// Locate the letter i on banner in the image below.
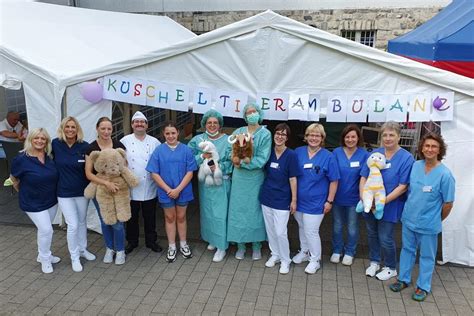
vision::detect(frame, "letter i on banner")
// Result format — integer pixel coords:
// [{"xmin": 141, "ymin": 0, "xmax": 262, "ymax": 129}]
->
[
  {"xmin": 326, "ymin": 95, "xmax": 347, "ymax": 122},
  {"xmin": 430, "ymin": 91, "xmax": 454, "ymax": 121},
  {"xmin": 408, "ymin": 94, "xmax": 431, "ymax": 122},
  {"xmin": 288, "ymin": 94, "xmax": 309, "ymax": 120},
  {"xmin": 386, "ymin": 95, "xmax": 408, "ymax": 122},
  {"xmin": 346, "ymin": 95, "xmax": 367, "ymax": 122},
  {"xmin": 307, "ymin": 94, "xmax": 321, "ymax": 121},
  {"xmin": 192, "ymin": 87, "xmax": 213, "ymax": 114},
  {"xmin": 368, "ymin": 95, "xmax": 388, "ymax": 122}
]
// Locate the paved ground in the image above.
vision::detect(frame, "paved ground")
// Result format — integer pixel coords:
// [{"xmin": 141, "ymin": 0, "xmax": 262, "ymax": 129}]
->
[{"xmin": 1, "ymin": 161, "xmax": 473, "ymax": 315}]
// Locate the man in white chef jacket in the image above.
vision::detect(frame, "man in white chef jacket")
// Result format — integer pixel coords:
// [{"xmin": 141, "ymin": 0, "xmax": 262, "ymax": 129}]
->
[{"xmin": 120, "ymin": 111, "xmax": 161, "ymax": 254}]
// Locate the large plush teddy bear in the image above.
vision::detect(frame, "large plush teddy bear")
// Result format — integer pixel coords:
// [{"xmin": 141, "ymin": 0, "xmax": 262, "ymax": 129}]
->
[
  {"xmin": 228, "ymin": 132, "xmax": 253, "ymax": 168},
  {"xmin": 198, "ymin": 140, "xmax": 223, "ymax": 186},
  {"xmin": 356, "ymin": 152, "xmax": 386, "ymax": 220},
  {"xmin": 84, "ymin": 148, "xmax": 139, "ymax": 225}
]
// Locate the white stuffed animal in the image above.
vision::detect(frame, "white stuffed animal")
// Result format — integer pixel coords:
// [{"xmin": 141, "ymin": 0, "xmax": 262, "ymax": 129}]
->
[
  {"xmin": 356, "ymin": 152, "xmax": 386, "ymax": 220},
  {"xmin": 198, "ymin": 140, "xmax": 223, "ymax": 186}
]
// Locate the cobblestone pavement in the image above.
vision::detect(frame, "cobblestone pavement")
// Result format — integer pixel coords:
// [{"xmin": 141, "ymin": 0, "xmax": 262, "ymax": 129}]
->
[{"xmin": 0, "ymin": 224, "xmax": 472, "ymax": 315}]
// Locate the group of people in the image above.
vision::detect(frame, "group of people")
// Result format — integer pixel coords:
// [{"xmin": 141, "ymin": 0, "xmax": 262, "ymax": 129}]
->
[{"xmin": 8, "ymin": 104, "xmax": 455, "ymax": 302}]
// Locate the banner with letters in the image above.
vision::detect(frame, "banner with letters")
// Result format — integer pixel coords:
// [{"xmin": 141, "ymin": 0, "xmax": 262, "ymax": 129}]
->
[{"xmin": 103, "ymin": 75, "xmax": 454, "ymax": 122}]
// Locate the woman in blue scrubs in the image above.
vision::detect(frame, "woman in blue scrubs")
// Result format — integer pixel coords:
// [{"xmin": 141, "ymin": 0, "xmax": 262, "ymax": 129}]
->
[
  {"xmin": 227, "ymin": 103, "xmax": 272, "ymax": 261},
  {"xmin": 53, "ymin": 116, "xmax": 95, "ymax": 272},
  {"xmin": 360, "ymin": 121, "xmax": 414, "ymax": 281},
  {"xmin": 147, "ymin": 122, "xmax": 197, "ymax": 263},
  {"xmin": 188, "ymin": 110, "xmax": 232, "ymax": 263},
  {"xmin": 331, "ymin": 124, "xmax": 368, "ymax": 266},
  {"xmin": 260, "ymin": 123, "xmax": 300, "ymax": 274},
  {"xmin": 390, "ymin": 134, "xmax": 454, "ymax": 301},
  {"xmin": 293, "ymin": 123, "xmax": 340, "ymax": 274},
  {"xmin": 10, "ymin": 128, "xmax": 59, "ymax": 274}
]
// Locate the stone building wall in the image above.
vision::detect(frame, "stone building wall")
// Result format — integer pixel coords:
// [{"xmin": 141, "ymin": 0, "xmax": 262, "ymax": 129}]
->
[{"xmin": 157, "ymin": 7, "xmax": 443, "ymax": 50}]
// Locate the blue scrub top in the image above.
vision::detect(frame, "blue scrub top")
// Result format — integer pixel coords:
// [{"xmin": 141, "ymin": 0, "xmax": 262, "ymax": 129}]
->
[
  {"xmin": 52, "ymin": 138, "xmax": 89, "ymax": 198},
  {"xmin": 260, "ymin": 148, "xmax": 301, "ymax": 210},
  {"xmin": 402, "ymin": 160, "xmax": 455, "ymax": 234},
  {"xmin": 295, "ymin": 146, "xmax": 340, "ymax": 215},
  {"xmin": 361, "ymin": 147, "xmax": 414, "ymax": 223},
  {"xmin": 11, "ymin": 152, "xmax": 58, "ymax": 213},
  {"xmin": 146, "ymin": 143, "xmax": 197, "ymax": 204},
  {"xmin": 333, "ymin": 146, "xmax": 368, "ymax": 206}
]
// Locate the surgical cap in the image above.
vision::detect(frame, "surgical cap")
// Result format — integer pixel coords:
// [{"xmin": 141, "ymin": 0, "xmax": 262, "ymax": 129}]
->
[{"xmin": 200, "ymin": 109, "xmax": 224, "ymax": 128}]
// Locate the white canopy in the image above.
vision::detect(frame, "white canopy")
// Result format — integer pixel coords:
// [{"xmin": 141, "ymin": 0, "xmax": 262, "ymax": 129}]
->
[{"xmin": 0, "ymin": 0, "xmax": 196, "ymax": 133}]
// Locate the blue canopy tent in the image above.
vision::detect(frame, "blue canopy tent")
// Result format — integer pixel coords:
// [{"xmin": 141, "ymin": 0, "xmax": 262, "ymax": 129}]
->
[{"xmin": 388, "ymin": 0, "xmax": 474, "ymax": 78}]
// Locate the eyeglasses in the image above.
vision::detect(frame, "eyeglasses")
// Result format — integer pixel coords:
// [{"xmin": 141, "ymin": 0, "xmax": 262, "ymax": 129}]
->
[
  {"xmin": 306, "ymin": 134, "xmax": 322, "ymax": 138},
  {"xmin": 275, "ymin": 132, "xmax": 288, "ymax": 138}
]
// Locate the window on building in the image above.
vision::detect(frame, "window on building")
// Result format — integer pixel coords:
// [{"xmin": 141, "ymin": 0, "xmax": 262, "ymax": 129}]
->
[{"xmin": 341, "ymin": 30, "xmax": 376, "ymax": 47}]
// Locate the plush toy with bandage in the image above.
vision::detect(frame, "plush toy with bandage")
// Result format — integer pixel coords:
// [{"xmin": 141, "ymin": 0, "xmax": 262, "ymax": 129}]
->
[
  {"xmin": 198, "ymin": 140, "xmax": 223, "ymax": 186},
  {"xmin": 356, "ymin": 152, "xmax": 386, "ymax": 220}
]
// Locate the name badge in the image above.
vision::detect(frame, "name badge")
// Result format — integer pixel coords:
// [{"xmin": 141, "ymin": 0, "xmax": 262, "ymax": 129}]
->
[
  {"xmin": 422, "ymin": 186, "xmax": 432, "ymax": 193},
  {"xmin": 350, "ymin": 161, "xmax": 360, "ymax": 168},
  {"xmin": 78, "ymin": 159, "xmax": 85, "ymax": 163},
  {"xmin": 304, "ymin": 163, "xmax": 313, "ymax": 169},
  {"xmin": 385, "ymin": 163, "xmax": 391, "ymax": 169},
  {"xmin": 270, "ymin": 162, "xmax": 279, "ymax": 169}
]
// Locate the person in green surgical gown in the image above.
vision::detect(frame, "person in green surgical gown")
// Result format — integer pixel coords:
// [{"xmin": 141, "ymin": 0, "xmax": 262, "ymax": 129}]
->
[
  {"xmin": 227, "ymin": 103, "xmax": 271, "ymax": 261},
  {"xmin": 188, "ymin": 109, "xmax": 232, "ymax": 263}
]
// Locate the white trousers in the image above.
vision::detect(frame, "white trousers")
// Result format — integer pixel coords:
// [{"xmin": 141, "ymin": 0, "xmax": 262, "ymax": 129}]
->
[
  {"xmin": 262, "ymin": 205, "xmax": 291, "ymax": 264},
  {"xmin": 294, "ymin": 211, "xmax": 324, "ymax": 262},
  {"xmin": 58, "ymin": 197, "xmax": 90, "ymax": 260},
  {"xmin": 26, "ymin": 204, "xmax": 58, "ymax": 262}
]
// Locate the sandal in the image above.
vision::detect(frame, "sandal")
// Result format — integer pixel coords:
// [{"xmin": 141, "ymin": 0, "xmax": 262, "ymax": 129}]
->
[
  {"xmin": 389, "ymin": 280, "xmax": 409, "ymax": 292},
  {"xmin": 412, "ymin": 287, "xmax": 428, "ymax": 302}
]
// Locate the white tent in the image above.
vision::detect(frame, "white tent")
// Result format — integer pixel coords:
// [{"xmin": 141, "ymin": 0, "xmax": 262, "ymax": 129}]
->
[
  {"xmin": 0, "ymin": 0, "xmax": 196, "ymax": 136},
  {"xmin": 1, "ymin": 4, "xmax": 472, "ymax": 265}
]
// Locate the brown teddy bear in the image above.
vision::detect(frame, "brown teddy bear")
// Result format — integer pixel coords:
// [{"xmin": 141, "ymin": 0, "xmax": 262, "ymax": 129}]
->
[{"xmin": 84, "ymin": 148, "xmax": 139, "ymax": 225}]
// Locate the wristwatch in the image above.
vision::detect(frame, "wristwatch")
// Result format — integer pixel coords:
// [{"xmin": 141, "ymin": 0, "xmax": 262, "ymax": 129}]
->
[{"xmin": 326, "ymin": 200, "xmax": 333, "ymax": 205}]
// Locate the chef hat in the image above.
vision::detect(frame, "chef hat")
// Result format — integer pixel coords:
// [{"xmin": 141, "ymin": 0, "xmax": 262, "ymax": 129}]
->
[{"xmin": 131, "ymin": 111, "xmax": 147, "ymax": 123}]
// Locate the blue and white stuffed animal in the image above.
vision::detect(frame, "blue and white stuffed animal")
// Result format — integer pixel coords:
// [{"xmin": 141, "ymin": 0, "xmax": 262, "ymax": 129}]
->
[
  {"xmin": 356, "ymin": 152, "xmax": 386, "ymax": 220},
  {"xmin": 198, "ymin": 140, "xmax": 223, "ymax": 186}
]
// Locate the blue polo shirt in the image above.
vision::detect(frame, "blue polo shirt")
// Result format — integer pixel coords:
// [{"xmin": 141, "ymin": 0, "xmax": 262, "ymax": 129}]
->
[
  {"xmin": 52, "ymin": 138, "xmax": 89, "ymax": 198},
  {"xmin": 11, "ymin": 152, "xmax": 58, "ymax": 213},
  {"xmin": 401, "ymin": 160, "xmax": 455, "ymax": 234},
  {"xmin": 361, "ymin": 147, "xmax": 414, "ymax": 223},
  {"xmin": 333, "ymin": 147, "xmax": 368, "ymax": 206},
  {"xmin": 295, "ymin": 146, "xmax": 340, "ymax": 215},
  {"xmin": 260, "ymin": 148, "xmax": 301, "ymax": 210}
]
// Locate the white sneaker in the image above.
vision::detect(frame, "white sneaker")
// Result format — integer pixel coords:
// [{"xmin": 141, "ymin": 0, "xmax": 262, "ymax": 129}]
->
[
  {"xmin": 235, "ymin": 249, "xmax": 245, "ymax": 260},
  {"xmin": 365, "ymin": 262, "xmax": 380, "ymax": 277},
  {"xmin": 342, "ymin": 255, "xmax": 354, "ymax": 266},
  {"xmin": 37, "ymin": 255, "xmax": 61, "ymax": 264},
  {"xmin": 207, "ymin": 244, "xmax": 216, "ymax": 251},
  {"xmin": 252, "ymin": 249, "xmax": 262, "ymax": 261},
  {"xmin": 292, "ymin": 250, "xmax": 310, "ymax": 264},
  {"xmin": 265, "ymin": 255, "xmax": 280, "ymax": 268},
  {"xmin": 80, "ymin": 250, "xmax": 96, "ymax": 261},
  {"xmin": 71, "ymin": 259, "xmax": 83, "ymax": 272},
  {"xmin": 330, "ymin": 253, "xmax": 341, "ymax": 264},
  {"xmin": 212, "ymin": 249, "xmax": 226, "ymax": 262},
  {"xmin": 376, "ymin": 267, "xmax": 398, "ymax": 281},
  {"xmin": 41, "ymin": 261, "xmax": 53, "ymax": 274},
  {"xmin": 103, "ymin": 248, "xmax": 114, "ymax": 264},
  {"xmin": 304, "ymin": 261, "xmax": 321, "ymax": 274},
  {"xmin": 279, "ymin": 261, "xmax": 290, "ymax": 274},
  {"xmin": 115, "ymin": 251, "xmax": 126, "ymax": 265}
]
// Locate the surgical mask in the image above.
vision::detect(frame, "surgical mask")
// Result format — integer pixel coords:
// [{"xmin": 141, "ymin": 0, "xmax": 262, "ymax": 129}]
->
[
  {"xmin": 205, "ymin": 130, "xmax": 219, "ymax": 137},
  {"xmin": 246, "ymin": 112, "xmax": 260, "ymax": 125}
]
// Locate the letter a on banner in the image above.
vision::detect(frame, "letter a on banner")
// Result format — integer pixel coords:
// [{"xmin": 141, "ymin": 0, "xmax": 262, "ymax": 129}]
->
[
  {"xmin": 288, "ymin": 94, "xmax": 309, "ymax": 120},
  {"xmin": 386, "ymin": 95, "xmax": 408, "ymax": 122}
]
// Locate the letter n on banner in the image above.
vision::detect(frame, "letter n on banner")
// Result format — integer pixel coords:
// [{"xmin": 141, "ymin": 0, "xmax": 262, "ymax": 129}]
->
[
  {"xmin": 326, "ymin": 95, "xmax": 347, "ymax": 122},
  {"xmin": 368, "ymin": 95, "xmax": 388, "ymax": 122},
  {"xmin": 408, "ymin": 94, "xmax": 431, "ymax": 122},
  {"xmin": 346, "ymin": 95, "xmax": 367, "ymax": 122}
]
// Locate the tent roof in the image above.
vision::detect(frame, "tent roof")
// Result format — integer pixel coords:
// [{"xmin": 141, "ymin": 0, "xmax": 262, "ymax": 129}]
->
[
  {"xmin": 0, "ymin": 1, "xmax": 196, "ymax": 87},
  {"xmin": 388, "ymin": 0, "xmax": 474, "ymax": 61}
]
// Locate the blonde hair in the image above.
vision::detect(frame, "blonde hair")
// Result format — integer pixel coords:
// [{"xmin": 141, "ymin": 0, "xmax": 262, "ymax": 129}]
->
[
  {"xmin": 57, "ymin": 116, "xmax": 84, "ymax": 142},
  {"xmin": 23, "ymin": 128, "xmax": 52, "ymax": 158},
  {"xmin": 304, "ymin": 123, "xmax": 326, "ymax": 146}
]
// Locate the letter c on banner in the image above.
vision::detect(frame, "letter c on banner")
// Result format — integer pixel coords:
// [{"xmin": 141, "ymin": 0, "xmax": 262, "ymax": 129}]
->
[{"xmin": 146, "ymin": 85, "xmax": 155, "ymax": 98}]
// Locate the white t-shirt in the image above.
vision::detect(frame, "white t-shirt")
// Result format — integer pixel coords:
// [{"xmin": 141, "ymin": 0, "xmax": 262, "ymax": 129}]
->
[
  {"xmin": 120, "ymin": 133, "xmax": 160, "ymax": 201},
  {"xmin": 0, "ymin": 118, "xmax": 23, "ymax": 142}
]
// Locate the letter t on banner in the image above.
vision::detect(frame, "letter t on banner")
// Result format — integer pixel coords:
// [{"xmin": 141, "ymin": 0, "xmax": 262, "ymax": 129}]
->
[{"xmin": 326, "ymin": 95, "xmax": 347, "ymax": 122}]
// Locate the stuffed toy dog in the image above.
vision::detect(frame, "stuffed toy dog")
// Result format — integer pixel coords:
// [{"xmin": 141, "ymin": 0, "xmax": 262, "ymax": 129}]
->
[
  {"xmin": 228, "ymin": 132, "xmax": 253, "ymax": 168},
  {"xmin": 84, "ymin": 148, "xmax": 139, "ymax": 225},
  {"xmin": 197, "ymin": 140, "xmax": 223, "ymax": 186},
  {"xmin": 356, "ymin": 152, "xmax": 386, "ymax": 220}
]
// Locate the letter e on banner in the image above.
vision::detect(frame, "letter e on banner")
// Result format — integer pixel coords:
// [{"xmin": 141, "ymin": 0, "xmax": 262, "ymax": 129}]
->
[
  {"xmin": 430, "ymin": 91, "xmax": 454, "ymax": 121},
  {"xmin": 168, "ymin": 84, "xmax": 190, "ymax": 112}
]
